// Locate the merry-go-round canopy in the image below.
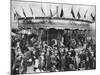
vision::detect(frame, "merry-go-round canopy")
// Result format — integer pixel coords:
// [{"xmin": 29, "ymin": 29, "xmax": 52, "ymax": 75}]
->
[{"xmin": 11, "ymin": 1, "xmax": 95, "ymax": 30}]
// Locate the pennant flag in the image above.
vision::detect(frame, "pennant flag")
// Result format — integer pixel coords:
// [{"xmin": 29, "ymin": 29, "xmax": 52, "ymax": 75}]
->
[
  {"xmin": 77, "ymin": 9, "xmax": 81, "ymax": 19},
  {"xmin": 50, "ymin": 8, "xmax": 53, "ymax": 17},
  {"xmin": 30, "ymin": 7, "xmax": 35, "ymax": 19},
  {"xmin": 60, "ymin": 8, "xmax": 64, "ymax": 18},
  {"xmin": 91, "ymin": 13, "xmax": 95, "ymax": 21},
  {"xmin": 22, "ymin": 8, "xmax": 26, "ymax": 18},
  {"xmin": 52, "ymin": 6, "xmax": 59, "ymax": 17},
  {"xmin": 30, "ymin": 7, "xmax": 33, "ymax": 16},
  {"xmin": 14, "ymin": 10, "xmax": 21, "ymax": 20},
  {"xmin": 41, "ymin": 5, "xmax": 46, "ymax": 16},
  {"xmin": 14, "ymin": 12, "xmax": 17, "ymax": 20},
  {"xmin": 84, "ymin": 10, "xmax": 87, "ymax": 18},
  {"xmin": 71, "ymin": 7, "xmax": 75, "ymax": 18},
  {"xmin": 16, "ymin": 11, "xmax": 21, "ymax": 18},
  {"xmin": 56, "ymin": 6, "xmax": 59, "ymax": 17}
]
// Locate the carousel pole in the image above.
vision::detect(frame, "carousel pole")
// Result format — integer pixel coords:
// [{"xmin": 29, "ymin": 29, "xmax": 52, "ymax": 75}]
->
[{"xmin": 45, "ymin": 24, "xmax": 48, "ymax": 72}]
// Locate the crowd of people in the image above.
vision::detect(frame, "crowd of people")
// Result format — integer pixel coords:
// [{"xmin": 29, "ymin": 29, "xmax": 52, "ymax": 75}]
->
[{"xmin": 11, "ymin": 28, "xmax": 96, "ymax": 74}]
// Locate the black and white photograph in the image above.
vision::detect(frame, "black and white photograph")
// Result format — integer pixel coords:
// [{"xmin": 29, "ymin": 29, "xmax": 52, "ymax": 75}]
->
[{"xmin": 11, "ymin": 0, "xmax": 96, "ymax": 74}]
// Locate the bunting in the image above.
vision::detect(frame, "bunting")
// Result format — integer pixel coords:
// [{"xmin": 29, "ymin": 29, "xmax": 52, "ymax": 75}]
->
[
  {"xmin": 14, "ymin": 10, "xmax": 21, "ymax": 20},
  {"xmin": 51, "ymin": 6, "xmax": 59, "ymax": 17},
  {"xmin": 41, "ymin": 5, "xmax": 46, "ymax": 16},
  {"xmin": 77, "ymin": 9, "xmax": 81, "ymax": 19},
  {"xmin": 71, "ymin": 7, "xmax": 75, "ymax": 18},
  {"xmin": 50, "ymin": 8, "xmax": 53, "ymax": 17},
  {"xmin": 30, "ymin": 7, "xmax": 35, "ymax": 19},
  {"xmin": 60, "ymin": 8, "xmax": 64, "ymax": 18},
  {"xmin": 13, "ymin": 5, "xmax": 95, "ymax": 23},
  {"xmin": 91, "ymin": 13, "xmax": 95, "ymax": 21},
  {"xmin": 56, "ymin": 6, "xmax": 59, "ymax": 17},
  {"xmin": 30, "ymin": 7, "xmax": 33, "ymax": 16},
  {"xmin": 22, "ymin": 8, "xmax": 26, "ymax": 18},
  {"xmin": 84, "ymin": 10, "xmax": 87, "ymax": 18},
  {"xmin": 13, "ymin": 8, "xmax": 17, "ymax": 20}
]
